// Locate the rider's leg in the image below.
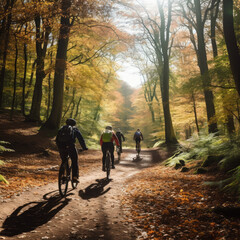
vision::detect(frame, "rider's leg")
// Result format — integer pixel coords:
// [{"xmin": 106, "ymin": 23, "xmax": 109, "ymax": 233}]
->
[
  {"xmin": 59, "ymin": 147, "xmax": 68, "ymax": 163},
  {"xmin": 119, "ymin": 140, "xmax": 122, "ymax": 153},
  {"xmin": 68, "ymin": 145, "xmax": 79, "ymax": 179},
  {"xmin": 101, "ymin": 144, "xmax": 107, "ymax": 170},
  {"xmin": 110, "ymin": 143, "xmax": 115, "ymax": 168}
]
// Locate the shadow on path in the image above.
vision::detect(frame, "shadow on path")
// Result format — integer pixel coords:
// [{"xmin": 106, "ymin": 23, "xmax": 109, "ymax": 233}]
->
[
  {"xmin": 79, "ymin": 178, "xmax": 112, "ymax": 200},
  {"xmin": 0, "ymin": 191, "xmax": 71, "ymax": 237}
]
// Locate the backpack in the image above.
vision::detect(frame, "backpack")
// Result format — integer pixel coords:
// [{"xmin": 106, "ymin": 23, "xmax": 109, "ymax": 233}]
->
[
  {"xmin": 56, "ymin": 125, "xmax": 74, "ymax": 144},
  {"xmin": 102, "ymin": 130, "xmax": 113, "ymax": 142},
  {"xmin": 134, "ymin": 131, "xmax": 141, "ymax": 139}
]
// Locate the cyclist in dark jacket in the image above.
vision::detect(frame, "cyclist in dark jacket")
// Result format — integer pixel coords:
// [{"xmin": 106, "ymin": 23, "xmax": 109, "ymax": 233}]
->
[
  {"xmin": 116, "ymin": 129, "xmax": 125, "ymax": 153},
  {"xmin": 56, "ymin": 118, "xmax": 88, "ymax": 182},
  {"xmin": 133, "ymin": 129, "xmax": 143, "ymax": 150}
]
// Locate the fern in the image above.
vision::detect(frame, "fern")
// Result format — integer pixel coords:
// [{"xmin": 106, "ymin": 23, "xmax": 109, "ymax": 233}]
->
[{"xmin": 0, "ymin": 140, "xmax": 14, "ymax": 184}]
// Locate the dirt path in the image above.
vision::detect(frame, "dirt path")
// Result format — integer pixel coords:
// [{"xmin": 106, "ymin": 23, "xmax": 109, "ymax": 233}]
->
[{"xmin": 0, "ymin": 149, "xmax": 161, "ymax": 240}]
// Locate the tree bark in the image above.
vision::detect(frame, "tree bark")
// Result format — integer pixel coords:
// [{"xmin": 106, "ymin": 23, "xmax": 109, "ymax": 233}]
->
[
  {"xmin": 10, "ymin": 34, "xmax": 18, "ymax": 120},
  {"xmin": 41, "ymin": 0, "xmax": 72, "ymax": 130},
  {"xmin": 194, "ymin": 0, "xmax": 218, "ymax": 133},
  {"xmin": 28, "ymin": 16, "xmax": 50, "ymax": 122},
  {"xmin": 223, "ymin": 0, "xmax": 240, "ymax": 96},
  {"xmin": 21, "ymin": 25, "xmax": 28, "ymax": 116},
  {"xmin": 192, "ymin": 92, "xmax": 200, "ymax": 133},
  {"xmin": 0, "ymin": 0, "xmax": 15, "ymax": 108}
]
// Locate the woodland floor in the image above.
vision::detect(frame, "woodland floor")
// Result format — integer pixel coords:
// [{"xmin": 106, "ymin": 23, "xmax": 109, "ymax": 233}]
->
[{"xmin": 1, "ymin": 113, "xmax": 240, "ymax": 240}]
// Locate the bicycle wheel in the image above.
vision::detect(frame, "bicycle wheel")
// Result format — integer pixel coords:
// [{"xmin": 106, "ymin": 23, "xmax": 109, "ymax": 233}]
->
[
  {"xmin": 106, "ymin": 151, "xmax": 111, "ymax": 179},
  {"xmin": 137, "ymin": 142, "xmax": 141, "ymax": 155},
  {"xmin": 58, "ymin": 162, "xmax": 69, "ymax": 197},
  {"xmin": 117, "ymin": 147, "xmax": 121, "ymax": 161}
]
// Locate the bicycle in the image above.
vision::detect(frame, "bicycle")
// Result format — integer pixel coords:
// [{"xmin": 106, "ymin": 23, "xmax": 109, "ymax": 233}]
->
[
  {"xmin": 105, "ymin": 149, "xmax": 111, "ymax": 179},
  {"xmin": 136, "ymin": 141, "xmax": 141, "ymax": 157},
  {"xmin": 116, "ymin": 146, "xmax": 121, "ymax": 161},
  {"xmin": 58, "ymin": 157, "xmax": 78, "ymax": 197}
]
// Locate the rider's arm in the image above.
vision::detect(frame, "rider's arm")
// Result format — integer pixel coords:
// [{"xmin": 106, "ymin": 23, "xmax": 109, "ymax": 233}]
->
[
  {"xmin": 75, "ymin": 128, "xmax": 87, "ymax": 150},
  {"xmin": 122, "ymin": 133, "xmax": 125, "ymax": 141},
  {"xmin": 112, "ymin": 133, "xmax": 120, "ymax": 147},
  {"xmin": 100, "ymin": 135, "xmax": 103, "ymax": 146}
]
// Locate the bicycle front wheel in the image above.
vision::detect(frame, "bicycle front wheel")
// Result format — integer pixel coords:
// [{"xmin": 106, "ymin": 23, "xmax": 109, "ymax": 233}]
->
[
  {"xmin": 106, "ymin": 151, "xmax": 111, "ymax": 179},
  {"xmin": 58, "ymin": 162, "xmax": 69, "ymax": 197}
]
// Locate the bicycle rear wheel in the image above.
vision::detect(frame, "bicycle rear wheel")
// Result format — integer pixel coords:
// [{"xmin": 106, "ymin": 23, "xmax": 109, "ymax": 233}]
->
[
  {"xmin": 58, "ymin": 162, "xmax": 69, "ymax": 197},
  {"xmin": 106, "ymin": 151, "xmax": 111, "ymax": 179},
  {"xmin": 137, "ymin": 142, "xmax": 141, "ymax": 155},
  {"xmin": 70, "ymin": 165, "xmax": 78, "ymax": 189}
]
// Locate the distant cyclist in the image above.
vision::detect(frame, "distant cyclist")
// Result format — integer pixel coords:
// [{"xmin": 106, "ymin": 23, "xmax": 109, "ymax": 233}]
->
[
  {"xmin": 116, "ymin": 129, "xmax": 125, "ymax": 153},
  {"xmin": 133, "ymin": 129, "xmax": 143, "ymax": 150},
  {"xmin": 100, "ymin": 126, "xmax": 120, "ymax": 171},
  {"xmin": 56, "ymin": 118, "xmax": 88, "ymax": 183}
]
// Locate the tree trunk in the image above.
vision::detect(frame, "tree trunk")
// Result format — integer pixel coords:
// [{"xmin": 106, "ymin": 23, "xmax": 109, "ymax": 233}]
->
[
  {"xmin": 21, "ymin": 27, "xmax": 28, "ymax": 116},
  {"xmin": 10, "ymin": 34, "xmax": 18, "ymax": 120},
  {"xmin": 210, "ymin": 0, "xmax": 220, "ymax": 58},
  {"xmin": 74, "ymin": 96, "xmax": 82, "ymax": 119},
  {"xmin": 157, "ymin": 0, "xmax": 178, "ymax": 144},
  {"xmin": 194, "ymin": 0, "xmax": 218, "ymax": 133},
  {"xmin": 28, "ymin": 16, "xmax": 50, "ymax": 122},
  {"xmin": 223, "ymin": 0, "xmax": 240, "ymax": 96},
  {"xmin": 0, "ymin": 0, "xmax": 14, "ymax": 108},
  {"xmin": 25, "ymin": 59, "xmax": 36, "ymax": 99},
  {"xmin": 41, "ymin": 0, "xmax": 72, "ymax": 130},
  {"xmin": 192, "ymin": 92, "xmax": 199, "ymax": 133}
]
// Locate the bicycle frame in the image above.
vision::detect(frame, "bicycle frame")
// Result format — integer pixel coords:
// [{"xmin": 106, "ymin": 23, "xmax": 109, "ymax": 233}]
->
[
  {"xmin": 58, "ymin": 157, "xmax": 78, "ymax": 197},
  {"xmin": 105, "ymin": 150, "xmax": 111, "ymax": 179}
]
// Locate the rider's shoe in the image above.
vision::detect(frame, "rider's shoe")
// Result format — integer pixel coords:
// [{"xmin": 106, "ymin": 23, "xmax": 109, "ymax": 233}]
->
[
  {"xmin": 102, "ymin": 166, "xmax": 106, "ymax": 171},
  {"xmin": 73, "ymin": 177, "xmax": 79, "ymax": 183},
  {"xmin": 112, "ymin": 165, "xmax": 115, "ymax": 169}
]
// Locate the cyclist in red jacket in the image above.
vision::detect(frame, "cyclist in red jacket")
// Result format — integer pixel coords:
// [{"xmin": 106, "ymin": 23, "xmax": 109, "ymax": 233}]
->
[{"xmin": 100, "ymin": 126, "xmax": 120, "ymax": 171}]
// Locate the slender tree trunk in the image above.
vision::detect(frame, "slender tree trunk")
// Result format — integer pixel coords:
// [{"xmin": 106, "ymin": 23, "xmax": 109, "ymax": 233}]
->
[
  {"xmin": 210, "ymin": 0, "xmax": 220, "ymax": 58},
  {"xmin": 21, "ymin": 27, "xmax": 28, "ymax": 116},
  {"xmin": 74, "ymin": 96, "xmax": 82, "ymax": 119},
  {"xmin": 46, "ymin": 38, "xmax": 54, "ymax": 119},
  {"xmin": 10, "ymin": 34, "xmax": 18, "ymax": 120},
  {"xmin": 223, "ymin": 0, "xmax": 240, "ymax": 96},
  {"xmin": 41, "ymin": 0, "xmax": 72, "ymax": 130},
  {"xmin": 29, "ymin": 16, "xmax": 50, "ymax": 122},
  {"xmin": 0, "ymin": 0, "xmax": 14, "ymax": 108},
  {"xmin": 192, "ymin": 92, "xmax": 199, "ymax": 133},
  {"xmin": 194, "ymin": 0, "xmax": 218, "ymax": 133},
  {"xmin": 25, "ymin": 59, "xmax": 36, "ymax": 99},
  {"xmin": 157, "ymin": 0, "xmax": 178, "ymax": 144}
]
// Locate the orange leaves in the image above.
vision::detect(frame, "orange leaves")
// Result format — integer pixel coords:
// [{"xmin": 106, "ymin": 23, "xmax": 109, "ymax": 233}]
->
[{"xmin": 122, "ymin": 165, "xmax": 240, "ymax": 239}]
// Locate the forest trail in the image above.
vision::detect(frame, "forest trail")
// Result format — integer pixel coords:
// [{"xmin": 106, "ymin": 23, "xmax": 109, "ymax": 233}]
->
[{"xmin": 0, "ymin": 149, "xmax": 163, "ymax": 240}]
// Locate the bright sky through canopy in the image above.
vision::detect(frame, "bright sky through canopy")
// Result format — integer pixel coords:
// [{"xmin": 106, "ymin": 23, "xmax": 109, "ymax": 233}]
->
[{"xmin": 117, "ymin": 63, "xmax": 142, "ymax": 88}]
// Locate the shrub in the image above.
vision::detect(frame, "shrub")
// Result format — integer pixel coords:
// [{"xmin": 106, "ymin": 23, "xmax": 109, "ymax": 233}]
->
[{"xmin": 0, "ymin": 141, "xmax": 14, "ymax": 184}]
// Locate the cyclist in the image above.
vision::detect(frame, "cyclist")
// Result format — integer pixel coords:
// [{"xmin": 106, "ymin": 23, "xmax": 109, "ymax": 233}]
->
[
  {"xmin": 133, "ymin": 129, "xmax": 143, "ymax": 151},
  {"xmin": 116, "ymin": 129, "xmax": 125, "ymax": 153},
  {"xmin": 56, "ymin": 118, "xmax": 88, "ymax": 183},
  {"xmin": 100, "ymin": 126, "xmax": 120, "ymax": 171}
]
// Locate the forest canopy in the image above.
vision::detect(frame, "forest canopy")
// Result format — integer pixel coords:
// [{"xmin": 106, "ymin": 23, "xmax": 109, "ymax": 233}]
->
[{"xmin": 0, "ymin": 0, "xmax": 240, "ymax": 148}]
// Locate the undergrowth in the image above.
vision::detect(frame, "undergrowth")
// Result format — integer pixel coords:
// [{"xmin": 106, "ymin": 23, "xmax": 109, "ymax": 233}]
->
[
  {"xmin": 0, "ymin": 141, "xmax": 14, "ymax": 184},
  {"xmin": 165, "ymin": 133, "xmax": 240, "ymax": 197}
]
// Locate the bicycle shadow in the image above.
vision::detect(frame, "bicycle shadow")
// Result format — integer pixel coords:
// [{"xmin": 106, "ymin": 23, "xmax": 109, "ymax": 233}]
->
[
  {"xmin": 0, "ymin": 191, "xmax": 71, "ymax": 237},
  {"xmin": 79, "ymin": 178, "xmax": 112, "ymax": 200}
]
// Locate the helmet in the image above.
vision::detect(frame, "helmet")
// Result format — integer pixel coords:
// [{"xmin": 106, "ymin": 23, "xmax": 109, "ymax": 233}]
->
[
  {"xmin": 137, "ymin": 129, "xmax": 140, "ymax": 131},
  {"xmin": 106, "ymin": 126, "xmax": 112, "ymax": 130},
  {"xmin": 66, "ymin": 118, "xmax": 76, "ymax": 126}
]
